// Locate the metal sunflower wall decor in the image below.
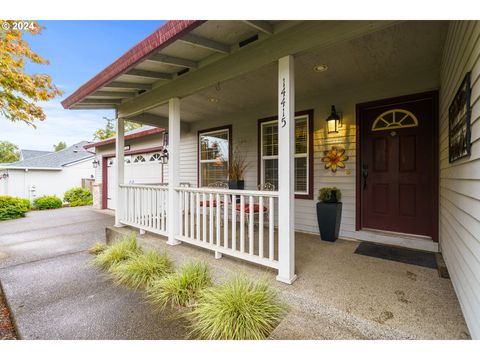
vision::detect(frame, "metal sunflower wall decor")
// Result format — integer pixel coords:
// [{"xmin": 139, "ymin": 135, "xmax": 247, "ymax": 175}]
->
[{"xmin": 322, "ymin": 146, "xmax": 349, "ymax": 172}]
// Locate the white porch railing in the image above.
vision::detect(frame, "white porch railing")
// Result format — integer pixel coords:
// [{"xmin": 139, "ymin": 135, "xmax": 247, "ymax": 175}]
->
[
  {"xmin": 119, "ymin": 184, "xmax": 168, "ymax": 236},
  {"xmin": 118, "ymin": 184, "xmax": 279, "ymax": 270},
  {"xmin": 175, "ymin": 187, "xmax": 279, "ymax": 269}
]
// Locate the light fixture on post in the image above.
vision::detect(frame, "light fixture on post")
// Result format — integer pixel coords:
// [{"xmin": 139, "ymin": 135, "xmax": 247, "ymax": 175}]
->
[
  {"xmin": 92, "ymin": 158, "xmax": 100, "ymax": 169},
  {"xmin": 326, "ymin": 105, "xmax": 342, "ymax": 134}
]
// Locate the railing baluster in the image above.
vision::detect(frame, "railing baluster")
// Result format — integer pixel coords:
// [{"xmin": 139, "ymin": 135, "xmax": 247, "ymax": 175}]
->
[
  {"xmin": 249, "ymin": 195, "xmax": 254, "ymax": 255},
  {"xmin": 231, "ymin": 194, "xmax": 236, "ymax": 251},
  {"xmin": 259, "ymin": 196, "xmax": 264, "ymax": 258},
  {"xmin": 184, "ymin": 189, "xmax": 189, "ymax": 238},
  {"xmin": 240, "ymin": 195, "xmax": 245, "ymax": 253},
  {"xmin": 178, "ymin": 190, "xmax": 183, "ymax": 237},
  {"xmin": 216, "ymin": 193, "xmax": 221, "ymax": 247},
  {"xmin": 269, "ymin": 196, "xmax": 274, "ymax": 261},
  {"xmin": 223, "ymin": 194, "xmax": 228, "ymax": 249},
  {"xmin": 209, "ymin": 193, "xmax": 214, "ymax": 244},
  {"xmin": 202, "ymin": 192, "xmax": 207, "ymax": 242},
  {"xmin": 190, "ymin": 192, "xmax": 195, "ymax": 240},
  {"xmin": 196, "ymin": 192, "xmax": 200, "ymax": 241}
]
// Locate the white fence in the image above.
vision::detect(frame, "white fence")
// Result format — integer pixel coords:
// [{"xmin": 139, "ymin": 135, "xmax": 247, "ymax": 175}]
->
[
  {"xmin": 119, "ymin": 184, "xmax": 168, "ymax": 236},
  {"xmin": 118, "ymin": 184, "xmax": 279, "ymax": 270}
]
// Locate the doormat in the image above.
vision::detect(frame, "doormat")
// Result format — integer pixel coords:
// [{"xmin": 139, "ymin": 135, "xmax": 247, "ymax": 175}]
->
[{"xmin": 354, "ymin": 242, "xmax": 437, "ymax": 269}]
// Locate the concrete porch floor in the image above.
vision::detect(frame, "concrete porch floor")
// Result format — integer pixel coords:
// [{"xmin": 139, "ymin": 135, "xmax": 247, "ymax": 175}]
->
[{"xmin": 108, "ymin": 226, "xmax": 470, "ymax": 340}]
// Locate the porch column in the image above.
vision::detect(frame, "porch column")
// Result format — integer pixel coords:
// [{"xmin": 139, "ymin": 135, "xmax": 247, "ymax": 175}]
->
[
  {"xmin": 167, "ymin": 97, "xmax": 181, "ymax": 245},
  {"xmin": 276, "ymin": 55, "xmax": 297, "ymax": 284},
  {"xmin": 114, "ymin": 117, "xmax": 125, "ymax": 227}
]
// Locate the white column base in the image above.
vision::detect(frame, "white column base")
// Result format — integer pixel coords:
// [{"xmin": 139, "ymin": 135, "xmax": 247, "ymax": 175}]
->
[
  {"xmin": 139, "ymin": 229, "xmax": 146, "ymax": 235},
  {"xmin": 214, "ymin": 251, "xmax": 222, "ymax": 259},
  {"xmin": 276, "ymin": 274, "xmax": 297, "ymax": 284},
  {"xmin": 114, "ymin": 222, "xmax": 125, "ymax": 228},
  {"xmin": 167, "ymin": 239, "xmax": 181, "ymax": 246}
]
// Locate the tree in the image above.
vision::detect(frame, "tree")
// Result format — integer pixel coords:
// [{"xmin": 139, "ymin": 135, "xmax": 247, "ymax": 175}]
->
[
  {"xmin": 0, "ymin": 140, "xmax": 20, "ymax": 163},
  {"xmin": 0, "ymin": 21, "xmax": 62, "ymax": 127},
  {"xmin": 92, "ymin": 117, "xmax": 141, "ymax": 140},
  {"xmin": 53, "ymin": 141, "xmax": 66, "ymax": 152}
]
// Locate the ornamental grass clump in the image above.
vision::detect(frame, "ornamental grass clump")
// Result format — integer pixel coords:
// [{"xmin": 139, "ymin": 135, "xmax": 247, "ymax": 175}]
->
[
  {"xmin": 111, "ymin": 250, "xmax": 173, "ymax": 289},
  {"xmin": 147, "ymin": 261, "xmax": 211, "ymax": 308},
  {"xmin": 88, "ymin": 242, "xmax": 107, "ymax": 255},
  {"xmin": 187, "ymin": 275, "xmax": 286, "ymax": 340},
  {"xmin": 92, "ymin": 234, "xmax": 141, "ymax": 271}
]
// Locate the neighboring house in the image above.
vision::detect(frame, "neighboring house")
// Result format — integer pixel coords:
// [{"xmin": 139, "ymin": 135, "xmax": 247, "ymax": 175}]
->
[
  {"xmin": 62, "ymin": 20, "xmax": 480, "ymax": 338},
  {"xmin": 85, "ymin": 126, "xmax": 167, "ymax": 210},
  {"xmin": 0, "ymin": 142, "xmax": 95, "ymax": 201}
]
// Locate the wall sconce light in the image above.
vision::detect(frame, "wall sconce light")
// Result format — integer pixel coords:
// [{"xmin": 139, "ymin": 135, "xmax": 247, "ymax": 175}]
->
[
  {"xmin": 160, "ymin": 148, "xmax": 169, "ymax": 164},
  {"xmin": 92, "ymin": 159, "xmax": 100, "ymax": 169},
  {"xmin": 326, "ymin": 105, "xmax": 342, "ymax": 134}
]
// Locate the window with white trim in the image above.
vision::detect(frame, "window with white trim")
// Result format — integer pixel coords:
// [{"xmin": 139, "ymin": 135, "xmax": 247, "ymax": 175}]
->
[
  {"xmin": 260, "ymin": 113, "xmax": 311, "ymax": 196},
  {"xmin": 198, "ymin": 127, "xmax": 230, "ymax": 187}
]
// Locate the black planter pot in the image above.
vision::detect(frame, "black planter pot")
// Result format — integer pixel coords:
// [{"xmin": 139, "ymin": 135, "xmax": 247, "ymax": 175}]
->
[
  {"xmin": 228, "ymin": 180, "xmax": 245, "ymax": 190},
  {"xmin": 316, "ymin": 202, "xmax": 342, "ymax": 242}
]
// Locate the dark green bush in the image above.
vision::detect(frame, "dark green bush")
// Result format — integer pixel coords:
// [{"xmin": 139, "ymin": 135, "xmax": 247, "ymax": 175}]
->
[
  {"xmin": 33, "ymin": 195, "xmax": 63, "ymax": 210},
  {"xmin": 0, "ymin": 196, "xmax": 30, "ymax": 220},
  {"xmin": 318, "ymin": 187, "xmax": 342, "ymax": 203},
  {"xmin": 64, "ymin": 187, "xmax": 93, "ymax": 207}
]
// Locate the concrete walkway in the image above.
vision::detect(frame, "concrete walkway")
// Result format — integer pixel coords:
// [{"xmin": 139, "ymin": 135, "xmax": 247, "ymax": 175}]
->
[{"xmin": 0, "ymin": 207, "xmax": 188, "ymax": 339}]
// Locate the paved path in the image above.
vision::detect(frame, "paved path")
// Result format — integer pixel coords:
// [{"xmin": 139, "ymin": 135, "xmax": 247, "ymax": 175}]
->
[{"xmin": 0, "ymin": 207, "xmax": 188, "ymax": 339}]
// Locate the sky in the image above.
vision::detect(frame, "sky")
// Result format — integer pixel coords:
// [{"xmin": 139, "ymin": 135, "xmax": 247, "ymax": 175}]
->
[{"xmin": 0, "ymin": 20, "xmax": 165, "ymax": 151}]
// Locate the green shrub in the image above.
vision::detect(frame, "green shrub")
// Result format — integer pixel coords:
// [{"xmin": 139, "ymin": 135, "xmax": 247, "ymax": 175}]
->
[
  {"xmin": 187, "ymin": 275, "xmax": 286, "ymax": 340},
  {"xmin": 111, "ymin": 250, "xmax": 173, "ymax": 289},
  {"xmin": 88, "ymin": 242, "xmax": 107, "ymax": 255},
  {"xmin": 147, "ymin": 261, "xmax": 211, "ymax": 308},
  {"xmin": 64, "ymin": 187, "xmax": 93, "ymax": 207},
  {"xmin": 318, "ymin": 187, "xmax": 342, "ymax": 203},
  {"xmin": 0, "ymin": 196, "xmax": 30, "ymax": 220},
  {"xmin": 33, "ymin": 195, "xmax": 63, "ymax": 210},
  {"xmin": 92, "ymin": 233, "xmax": 141, "ymax": 271}
]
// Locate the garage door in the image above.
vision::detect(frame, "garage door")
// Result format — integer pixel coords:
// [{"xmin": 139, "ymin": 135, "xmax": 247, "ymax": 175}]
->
[{"xmin": 107, "ymin": 152, "xmax": 164, "ymax": 210}]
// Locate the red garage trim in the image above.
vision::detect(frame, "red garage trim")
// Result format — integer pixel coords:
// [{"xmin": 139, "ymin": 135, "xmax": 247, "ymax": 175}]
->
[
  {"xmin": 84, "ymin": 127, "xmax": 165, "ymax": 149},
  {"xmin": 61, "ymin": 20, "xmax": 205, "ymax": 109}
]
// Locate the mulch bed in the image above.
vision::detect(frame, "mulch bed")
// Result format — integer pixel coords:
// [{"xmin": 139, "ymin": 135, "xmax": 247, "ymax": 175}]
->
[{"xmin": 0, "ymin": 286, "xmax": 17, "ymax": 340}]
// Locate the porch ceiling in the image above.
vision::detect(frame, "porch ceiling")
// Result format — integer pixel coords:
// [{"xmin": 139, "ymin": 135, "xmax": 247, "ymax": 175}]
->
[
  {"xmin": 133, "ymin": 21, "xmax": 448, "ymax": 124},
  {"xmin": 63, "ymin": 20, "xmax": 286, "ymax": 110}
]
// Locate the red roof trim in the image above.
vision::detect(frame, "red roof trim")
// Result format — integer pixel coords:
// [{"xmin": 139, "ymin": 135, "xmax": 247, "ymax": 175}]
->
[
  {"xmin": 84, "ymin": 127, "xmax": 165, "ymax": 149},
  {"xmin": 61, "ymin": 20, "xmax": 205, "ymax": 109}
]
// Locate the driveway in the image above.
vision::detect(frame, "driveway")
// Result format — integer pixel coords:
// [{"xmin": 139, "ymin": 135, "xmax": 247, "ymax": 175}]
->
[{"xmin": 0, "ymin": 206, "xmax": 188, "ymax": 339}]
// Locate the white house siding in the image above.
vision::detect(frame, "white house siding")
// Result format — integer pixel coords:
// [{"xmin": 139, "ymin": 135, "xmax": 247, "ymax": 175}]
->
[
  {"xmin": 1, "ymin": 158, "xmax": 94, "ymax": 202},
  {"xmin": 439, "ymin": 21, "xmax": 480, "ymax": 339}
]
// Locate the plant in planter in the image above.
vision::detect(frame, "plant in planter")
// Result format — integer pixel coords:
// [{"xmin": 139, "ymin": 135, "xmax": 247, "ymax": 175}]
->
[
  {"xmin": 228, "ymin": 140, "xmax": 248, "ymax": 190},
  {"xmin": 316, "ymin": 187, "xmax": 342, "ymax": 242}
]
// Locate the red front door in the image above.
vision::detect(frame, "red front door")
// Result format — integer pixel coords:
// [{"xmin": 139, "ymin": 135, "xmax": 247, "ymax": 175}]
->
[{"xmin": 359, "ymin": 92, "xmax": 438, "ymax": 239}]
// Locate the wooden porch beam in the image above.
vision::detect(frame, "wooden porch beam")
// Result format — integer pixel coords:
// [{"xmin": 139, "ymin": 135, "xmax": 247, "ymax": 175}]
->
[
  {"xmin": 148, "ymin": 54, "xmax": 198, "ymax": 69},
  {"xmin": 243, "ymin": 20, "xmax": 274, "ymax": 35},
  {"xmin": 91, "ymin": 91, "xmax": 136, "ymax": 98},
  {"xmin": 128, "ymin": 112, "xmax": 190, "ymax": 133},
  {"xmin": 104, "ymin": 81, "xmax": 152, "ymax": 90},
  {"xmin": 72, "ymin": 104, "xmax": 117, "ymax": 110},
  {"xmin": 126, "ymin": 69, "xmax": 173, "ymax": 80},
  {"xmin": 179, "ymin": 33, "xmax": 230, "ymax": 54},
  {"xmin": 80, "ymin": 98, "xmax": 123, "ymax": 104}
]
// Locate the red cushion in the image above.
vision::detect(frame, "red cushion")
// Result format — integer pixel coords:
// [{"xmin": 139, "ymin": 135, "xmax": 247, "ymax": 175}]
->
[
  {"xmin": 235, "ymin": 203, "xmax": 267, "ymax": 213},
  {"xmin": 199, "ymin": 200, "xmax": 220, "ymax": 208}
]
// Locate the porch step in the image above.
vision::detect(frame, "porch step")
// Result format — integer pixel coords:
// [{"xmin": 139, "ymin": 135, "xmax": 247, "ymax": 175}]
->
[{"xmin": 344, "ymin": 229, "xmax": 438, "ymax": 252}]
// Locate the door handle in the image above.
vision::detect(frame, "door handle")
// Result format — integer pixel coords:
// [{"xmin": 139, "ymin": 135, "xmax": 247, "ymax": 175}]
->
[{"xmin": 362, "ymin": 164, "xmax": 368, "ymax": 190}]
